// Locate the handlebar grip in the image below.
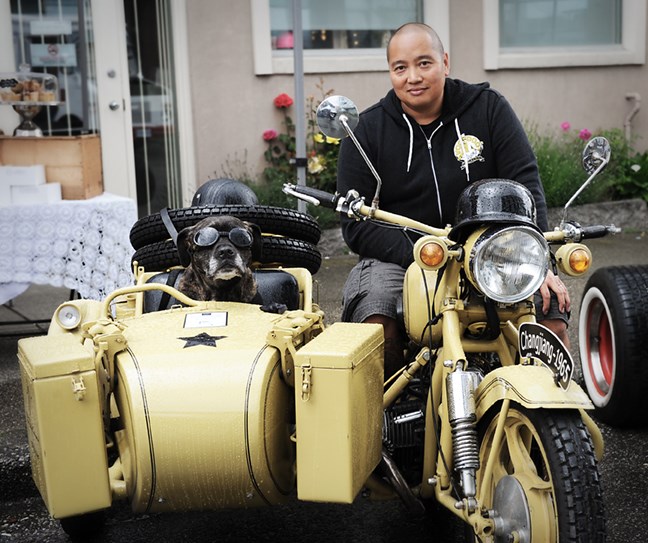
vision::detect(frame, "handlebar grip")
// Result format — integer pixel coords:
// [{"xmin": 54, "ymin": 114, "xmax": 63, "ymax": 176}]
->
[
  {"xmin": 580, "ymin": 225, "xmax": 619, "ymax": 239},
  {"xmin": 285, "ymin": 184, "xmax": 339, "ymax": 209}
]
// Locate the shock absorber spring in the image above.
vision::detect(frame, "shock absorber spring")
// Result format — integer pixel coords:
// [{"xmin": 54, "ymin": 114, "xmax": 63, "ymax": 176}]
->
[{"xmin": 446, "ymin": 366, "xmax": 481, "ymax": 498}]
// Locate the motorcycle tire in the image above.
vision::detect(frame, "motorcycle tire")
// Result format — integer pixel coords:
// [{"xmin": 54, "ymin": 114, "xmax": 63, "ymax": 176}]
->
[
  {"xmin": 132, "ymin": 236, "xmax": 322, "ymax": 275},
  {"xmin": 471, "ymin": 405, "xmax": 606, "ymax": 543},
  {"xmin": 59, "ymin": 511, "xmax": 105, "ymax": 541},
  {"xmin": 130, "ymin": 205, "xmax": 321, "ymax": 249},
  {"xmin": 578, "ymin": 265, "xmax": 648, "ymax": 427}
]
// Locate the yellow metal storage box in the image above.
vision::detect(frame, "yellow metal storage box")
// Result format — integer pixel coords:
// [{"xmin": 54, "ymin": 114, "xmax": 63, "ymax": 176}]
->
[
  {"xmin": 294, "ymin": 322, "xmax": 384, "ymax": 503},
  {"xmin": 18, "ymin": 334, "xmax": 111, "ymax": 518}
]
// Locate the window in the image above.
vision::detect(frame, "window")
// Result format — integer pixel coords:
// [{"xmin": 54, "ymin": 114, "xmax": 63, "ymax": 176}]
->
[
  {"xmin": 484, "ymin": 0, "xmax": 646, "ymax": 69},
  {"xmin": 251, "ymin": 0, "xmax": 449, "ymax": 74}
]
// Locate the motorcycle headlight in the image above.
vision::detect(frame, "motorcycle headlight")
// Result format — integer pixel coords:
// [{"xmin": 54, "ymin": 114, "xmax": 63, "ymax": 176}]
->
[{"xmin": 466, "ymin": 226, "xmax": 549, "ymax": 304}]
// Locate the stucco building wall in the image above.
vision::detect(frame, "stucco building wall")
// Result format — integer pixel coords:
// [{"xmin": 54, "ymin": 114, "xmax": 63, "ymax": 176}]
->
[{"xmin": 186, "ymin": 1, "xmax": 647, "ymax": 187}]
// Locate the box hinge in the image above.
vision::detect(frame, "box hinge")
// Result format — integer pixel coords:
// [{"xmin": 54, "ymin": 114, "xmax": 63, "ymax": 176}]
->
[
  {"xmin": 301, "ymin": 363, "xmax": 312, "ymax": 402},
  {"xmin": 71, "ymin": 374, "xmax": 86, "ymax": 401},
  {"xmin": 266, "ymin": 310, "xmax": 324, "ymax": 387}
]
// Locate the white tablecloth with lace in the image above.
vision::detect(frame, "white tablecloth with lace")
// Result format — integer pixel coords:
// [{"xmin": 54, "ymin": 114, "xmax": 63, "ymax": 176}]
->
[{"xmin": 0, "ymin": 193, "xmax": 137, "ymax": 303}]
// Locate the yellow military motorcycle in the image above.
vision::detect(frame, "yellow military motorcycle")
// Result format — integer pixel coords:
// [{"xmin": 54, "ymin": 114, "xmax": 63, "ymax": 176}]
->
[{"xmin": 18, "ymin": 96, "xmax": 613, "ymax": 542}]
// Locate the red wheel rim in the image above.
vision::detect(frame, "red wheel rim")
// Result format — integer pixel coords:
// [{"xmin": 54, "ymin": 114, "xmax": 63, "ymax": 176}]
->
[
  {"xmin": 586, "ymin": 298, "xmax": 614, "ymax": 397},
  {"xmin": 597, "ymin": 310, "xmax": 614, "ymax": 386}
]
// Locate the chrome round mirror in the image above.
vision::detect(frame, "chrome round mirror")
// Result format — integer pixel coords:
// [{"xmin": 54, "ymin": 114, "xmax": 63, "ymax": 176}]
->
[
  {"xmin": 316, "ymin": 95, "xmax": 359, "ymax": 139},
  {"xmin": 582, "ymin": 136, "xmax": 611, "ymax": 175}
]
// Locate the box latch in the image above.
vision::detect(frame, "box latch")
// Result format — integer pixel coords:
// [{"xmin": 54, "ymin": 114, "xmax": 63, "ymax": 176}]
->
[
  {"xmin": 301, "ymin": 363, "xmax": 312, "ymax": 402},
  {"xmin": 71, "ymin": 375, "xmax": 86, "ymax": 401}
]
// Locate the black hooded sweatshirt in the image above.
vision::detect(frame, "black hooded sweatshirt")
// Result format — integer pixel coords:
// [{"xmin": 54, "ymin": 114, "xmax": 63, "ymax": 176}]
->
[{"xmin": 337, "ymin": 78, "xmax": 548, "ymax": 268}]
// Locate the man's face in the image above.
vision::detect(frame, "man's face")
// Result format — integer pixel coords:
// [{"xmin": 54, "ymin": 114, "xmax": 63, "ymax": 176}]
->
[{"xmin": 388, "ymin": 29, "xmax": 449, "ymax": 121}]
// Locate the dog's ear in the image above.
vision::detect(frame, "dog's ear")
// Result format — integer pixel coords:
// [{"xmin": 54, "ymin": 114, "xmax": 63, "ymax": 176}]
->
[
  {"xmin": 176, "ymin": 226, "xmax": 193, "ymax": 267},
  {"xmin": 246, "ymin": 222, "xmax": 263, "ymax": 262}
]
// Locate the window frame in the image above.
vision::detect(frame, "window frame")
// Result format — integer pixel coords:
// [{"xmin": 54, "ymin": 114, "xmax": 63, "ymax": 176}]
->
[
  {"xmin": 251, "ymin": 0, "xmax": 449, "ymax": 75},
  {"xmin": 483, "ymin": 0, "xmax": 646, "ymax": 70}
]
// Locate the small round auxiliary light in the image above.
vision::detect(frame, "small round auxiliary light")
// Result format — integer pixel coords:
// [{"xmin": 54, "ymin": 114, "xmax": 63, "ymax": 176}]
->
[
  {"xmin": 55, "ymin": 303, "xmax": 82, "ymax": 330},
  {"xmin": 414, "ymin": 236, "xmax": 448, "ymax": 270},
  {"xmin": 555, "ymin": 244, "xmax": 592, "ymax": 276}
]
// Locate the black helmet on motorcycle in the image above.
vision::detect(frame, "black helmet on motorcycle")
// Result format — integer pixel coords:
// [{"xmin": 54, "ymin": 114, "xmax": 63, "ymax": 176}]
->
[
  {"xmin": 192, "ymin": 178, "xmax": 259, "ymax": 206},
  {"xmin": 450, "ymin": 178, "xmax": 539, "ymax": 241}
]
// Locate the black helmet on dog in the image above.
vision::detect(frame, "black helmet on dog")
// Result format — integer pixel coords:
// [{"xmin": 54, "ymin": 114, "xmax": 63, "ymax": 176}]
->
[
  {"xmin": 450, "ymin": 179, "xmax": 538, "ymax": 241},
  {"xmin": 192, "ymin": 178, "xmax": 258, "ymax": 206}
]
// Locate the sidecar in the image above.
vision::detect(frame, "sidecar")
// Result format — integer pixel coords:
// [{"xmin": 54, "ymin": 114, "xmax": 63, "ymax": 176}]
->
[{"xmin": 17, "ymin": 261, "xmax": 385, "ymax": 535}]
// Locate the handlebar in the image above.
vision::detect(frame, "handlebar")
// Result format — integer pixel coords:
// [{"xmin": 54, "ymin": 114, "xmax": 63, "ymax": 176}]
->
[
  {"xmin": 580, "ymin": 225, "xmax": 621, "ymax": 239},
  {"xmin": 544, "ymin": 222, "xmax": 621, "ymax": 243},
  {"xmin": 282, "ymin": 184, "xmax": 339, "ymax": 209},
  {"xmin": 283, "ymin": 183, "xmax": 449, "ymax": 238}
]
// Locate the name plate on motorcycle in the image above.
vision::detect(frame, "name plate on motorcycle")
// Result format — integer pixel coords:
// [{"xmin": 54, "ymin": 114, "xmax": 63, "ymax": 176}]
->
[
  {"xmin": 184, "ymin": 311, "xmax": 228, "ymax": 328},
  {"xmin": 519, "ymin": 322, "xmax": 574, "ymax": 389}
]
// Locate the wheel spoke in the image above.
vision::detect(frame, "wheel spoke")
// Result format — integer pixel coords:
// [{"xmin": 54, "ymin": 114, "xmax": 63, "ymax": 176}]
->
[{"xmin": 502, "ymin": 420, "xmax": 550, "ymax": 490}]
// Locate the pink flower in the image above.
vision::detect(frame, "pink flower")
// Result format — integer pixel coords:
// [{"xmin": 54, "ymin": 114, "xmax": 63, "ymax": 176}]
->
[
  {"xmin": 273, "ymin": 93, "xmax": 293, "ymax": 108},
  {"xmin": 560, "ymin": 121, "xmax": 571, "ymax": 132},
  {"xmin": 263, "ymin": 129, "xmax": 278, "ymax": 141},
  {"xmin": 579, "ymin": 128, "xmax": 592, "ymax": 141}
]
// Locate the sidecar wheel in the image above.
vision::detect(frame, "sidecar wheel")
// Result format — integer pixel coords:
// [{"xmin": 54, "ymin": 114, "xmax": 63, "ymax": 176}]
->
[
  {"xmin": 132, "ymin": 236, "xmax": 322, "ymax": 274},
  {"xmin": 129, "ymin": 204, "xmax": 321, "ymax": 249},
  {"xmin": 579, "ymin": 265, "xmax": 648, "ymax": 427},
  {"xmin": 470, "ymin": 406, "xmax": 605, "ymax": 543},
  {"xmin": 59, "ymin": 510, "xmax": 105, "ymax": 540}
]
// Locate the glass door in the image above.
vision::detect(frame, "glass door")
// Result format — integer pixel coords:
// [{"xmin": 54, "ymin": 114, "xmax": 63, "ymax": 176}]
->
[
  {"xmin": 7, "ymin": 0, "xmax": 182, "ymax": 217},
  {"xmin": 8, "ymin": 0, "xmax": 99, "ymax": 136},
  {"xmin": 124, "ymin": 0, "xmax": 181, "ymax": 216}
]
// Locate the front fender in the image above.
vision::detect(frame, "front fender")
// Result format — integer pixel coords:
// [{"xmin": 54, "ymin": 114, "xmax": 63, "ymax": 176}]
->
[
  {"xmin": 475, "ymin": 365, "xmax": 593, "ymax": 417},
  {"xmin": 475, "ymin": 366, "xmax": 603, "ymax": 460}
]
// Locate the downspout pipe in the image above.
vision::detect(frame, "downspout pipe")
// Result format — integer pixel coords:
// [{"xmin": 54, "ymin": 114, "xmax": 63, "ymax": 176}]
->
[{"xmin": 625, "ymin": 93, "xmax": 641, "ymax": 142}]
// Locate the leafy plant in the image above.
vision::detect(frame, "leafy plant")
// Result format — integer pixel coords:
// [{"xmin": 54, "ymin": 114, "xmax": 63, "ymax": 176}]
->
[
  {"xmin": 257, "ymin": 80, "xmax": 342, "ymax": 227},
  {"xmin": 526, "ymin": 121, "xmax": 647, "ymax": 207}
]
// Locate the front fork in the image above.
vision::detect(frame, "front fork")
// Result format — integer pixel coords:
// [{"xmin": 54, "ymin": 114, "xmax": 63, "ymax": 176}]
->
[
  {"xmin": 425, "ymin": 306, "xmax": 498, "ymax": 538},
  {"xmin": 446, "ymin": 364, "xmax": 480, "ymax": 502}
]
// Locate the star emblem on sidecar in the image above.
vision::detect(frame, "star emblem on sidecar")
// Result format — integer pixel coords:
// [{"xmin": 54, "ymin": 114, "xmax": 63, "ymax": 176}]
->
[{"xmin": 178, "ymin": 332, "xmax": 226, "ymax": 348}]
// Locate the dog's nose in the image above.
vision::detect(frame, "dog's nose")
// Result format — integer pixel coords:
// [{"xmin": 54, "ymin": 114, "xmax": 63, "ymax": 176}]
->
[{"xmin": 218, "ymin": 245, "xmax": 236, "ymax": 258}]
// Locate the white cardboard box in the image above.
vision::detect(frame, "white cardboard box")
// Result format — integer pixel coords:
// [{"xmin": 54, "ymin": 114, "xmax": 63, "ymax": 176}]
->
[
  {"xmin": 10, "ymin": 182, "xmax": 62, "ymax": 205},
  {"xmin": 0, "ymin": 165, "xmax": 47, "ymax": 186}
]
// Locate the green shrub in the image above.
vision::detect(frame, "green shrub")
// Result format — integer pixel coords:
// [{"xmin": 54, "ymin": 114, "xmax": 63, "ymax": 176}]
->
[
  {"xmin": 526, "ymin": 121, "xmax": 647, "ymax": 207},
  {"xmin": 218, "ymin": 113, "xmax": 648, "ymax": 231}
]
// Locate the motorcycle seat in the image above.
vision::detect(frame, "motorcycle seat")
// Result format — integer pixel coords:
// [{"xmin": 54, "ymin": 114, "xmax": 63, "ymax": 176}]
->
[{"xmin": 142, "ymin": 268, "xmax": 300, "ymax": 313}]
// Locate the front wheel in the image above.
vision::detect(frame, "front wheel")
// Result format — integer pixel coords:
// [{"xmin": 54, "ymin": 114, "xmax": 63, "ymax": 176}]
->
[{"xmin": 470, "ymin": 406, "xmax": 605, "ymax": 543}]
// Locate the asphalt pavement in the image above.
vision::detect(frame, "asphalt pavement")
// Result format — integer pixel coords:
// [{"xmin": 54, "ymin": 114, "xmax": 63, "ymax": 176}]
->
[{"xmin": 2, "ymin": 229, "xmax": 648, "ymax": 542}]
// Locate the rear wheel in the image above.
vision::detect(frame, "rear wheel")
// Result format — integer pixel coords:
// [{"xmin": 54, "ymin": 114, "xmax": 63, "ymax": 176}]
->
[
  {"xmin": 469, "ymin": 406, "xmax": 605, "ymax": 542},
  {"xmin": 579, "ymin": 265, "xmax": 648, "ymax": 426}
]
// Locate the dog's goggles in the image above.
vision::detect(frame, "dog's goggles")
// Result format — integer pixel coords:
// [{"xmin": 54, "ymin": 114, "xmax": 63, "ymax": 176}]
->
[{"xmin": 193, "ymin": 226, "xmax": 253, "ymax": 248}]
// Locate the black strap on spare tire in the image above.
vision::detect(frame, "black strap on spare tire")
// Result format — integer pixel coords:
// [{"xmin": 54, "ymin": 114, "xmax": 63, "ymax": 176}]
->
[
  {"xmin": 160, "ymin": 207, "xmax": 179, "ymax": 245},
  {"xmin": 158, "ymin": 268, "xmax": 183, "ymax": 311}
]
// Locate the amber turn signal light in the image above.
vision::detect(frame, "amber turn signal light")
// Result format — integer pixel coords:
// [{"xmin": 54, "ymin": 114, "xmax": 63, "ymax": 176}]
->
[
  {"xmin": 554, "ymin": 243, "xmax": 592, "ymax": 276},
  {"xmin": 414, "ymin": 236, "xmax": 448, "ymax": 270}
]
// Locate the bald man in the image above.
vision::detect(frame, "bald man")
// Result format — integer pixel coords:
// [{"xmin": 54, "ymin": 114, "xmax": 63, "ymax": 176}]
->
[{"xmin": 337, "ymin": 23, "xmax": 570, "ymax": 377}]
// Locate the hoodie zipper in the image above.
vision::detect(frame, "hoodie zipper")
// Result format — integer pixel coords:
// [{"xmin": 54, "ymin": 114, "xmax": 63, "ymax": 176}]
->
[{"xmin": 419, "ymin": 122, "xmax": 444, "ymax": 222}]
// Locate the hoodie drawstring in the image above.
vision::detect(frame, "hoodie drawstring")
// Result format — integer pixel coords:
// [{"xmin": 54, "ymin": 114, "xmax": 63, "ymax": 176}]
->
[
  {"xmin": 402, "ymin": 114, "xmax": 414, "ymax": 172},
  {"xmin": 454, "ymin": 118, "xmax": 471, "ymax": 182}
]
